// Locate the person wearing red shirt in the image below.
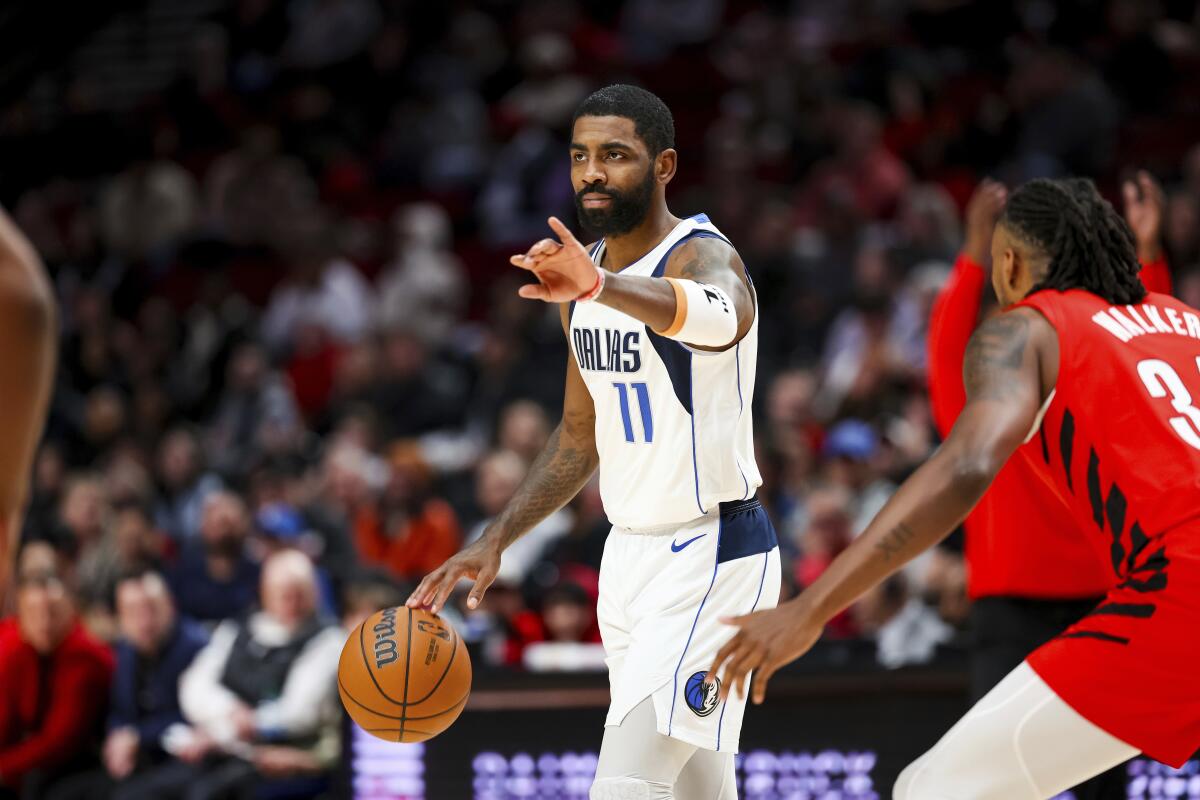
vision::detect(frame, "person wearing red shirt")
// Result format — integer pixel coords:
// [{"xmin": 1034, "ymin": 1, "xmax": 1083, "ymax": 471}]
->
[
  {"xmin": 0, "ymin": 539, "xmax": 114, "ymax": 799},
  {"xmin": 714, "ymin": 176, "xmax": 1200, "ymax": 797}
]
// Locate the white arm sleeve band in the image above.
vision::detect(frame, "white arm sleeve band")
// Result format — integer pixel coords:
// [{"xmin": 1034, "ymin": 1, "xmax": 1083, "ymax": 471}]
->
[{"xmin": 655, "ymin": 278, "xmax": 739, "ymax": 347}]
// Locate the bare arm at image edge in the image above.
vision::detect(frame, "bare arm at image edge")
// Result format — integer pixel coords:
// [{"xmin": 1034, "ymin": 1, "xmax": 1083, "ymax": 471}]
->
[{"xmin": 0, "ymin": 210, "xmax": 57, "ymax": 605}]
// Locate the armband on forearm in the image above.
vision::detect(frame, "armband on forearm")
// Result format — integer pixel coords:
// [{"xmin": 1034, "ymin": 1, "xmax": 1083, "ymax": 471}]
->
[{"xmin": 654, "ymin": 278, "xmax": 738, "ymax": 347}]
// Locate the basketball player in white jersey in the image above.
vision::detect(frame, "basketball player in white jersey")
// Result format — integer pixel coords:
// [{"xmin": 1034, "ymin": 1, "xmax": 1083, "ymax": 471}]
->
[{"xmin": 408, "ymin": 84, "xmax": 781, "ymax": 799}]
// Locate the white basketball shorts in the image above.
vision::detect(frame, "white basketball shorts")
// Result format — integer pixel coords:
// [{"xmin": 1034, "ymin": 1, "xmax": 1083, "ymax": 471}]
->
[{"xmin": 597, "ymin": 496, "xmax": 782, "ymax": 753}]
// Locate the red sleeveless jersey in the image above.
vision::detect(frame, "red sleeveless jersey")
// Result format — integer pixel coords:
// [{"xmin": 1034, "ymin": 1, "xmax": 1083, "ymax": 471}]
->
[
  {"xmin": 1016, "ymin": 288, "xmax": 1200, "ymax": 766},
  {"xmin": 1017, "ymin": 289, "xmax": 1200, "ymax": 546}
]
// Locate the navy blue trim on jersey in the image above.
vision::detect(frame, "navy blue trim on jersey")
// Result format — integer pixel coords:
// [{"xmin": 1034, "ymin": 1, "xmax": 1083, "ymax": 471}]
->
[
  {"xmin": 570, "ymin": 241, "xmax": 605, "ymax": 324},
  {"xmin": 734, "ymin": 342, "xmax": 750, "ymax": 500},
  {"xmin": 716, "ymin": 498, "xmax": 776, "ymax": 565},
  {"xmin": 688, "ymin": 361, "xmax": 704, "ymax": 515},
  {"xmin": 650, "ymin": 229, "xmax": 734, "ymax": 278},
  {"xmin": 645, "ymin": 327, "xmax": 693, "ymax": 415},
  {"xmin": 668, "ymin": 514, "xmax": 723, "ymax": 738}
]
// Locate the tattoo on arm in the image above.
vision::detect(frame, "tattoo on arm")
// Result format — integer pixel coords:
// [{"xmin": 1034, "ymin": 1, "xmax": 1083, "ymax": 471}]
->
[
  {"xmin": 492, "ymin": 425, "xmax": 597, "ymax": 547},
  {"xmin": 963, "ymin": 313, "xmax": 1032, "ymax": 401},
  {"xmin": 874, "ymin": 522, "xmax": 917, "ymax": 562}
]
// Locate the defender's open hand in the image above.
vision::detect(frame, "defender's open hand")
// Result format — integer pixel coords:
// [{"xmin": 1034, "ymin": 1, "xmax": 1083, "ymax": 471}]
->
[{"xmin": 706, "ymin": 600, "xmax": 824, "ymax": 705}]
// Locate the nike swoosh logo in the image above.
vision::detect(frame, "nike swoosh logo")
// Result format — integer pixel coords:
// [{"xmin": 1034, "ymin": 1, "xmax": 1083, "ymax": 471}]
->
[{"xmin": 671, "ymin": 534, "xmax": 706, "ymax": 553}]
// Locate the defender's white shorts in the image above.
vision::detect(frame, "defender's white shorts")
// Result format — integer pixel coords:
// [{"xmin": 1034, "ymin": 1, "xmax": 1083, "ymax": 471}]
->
[{"xmin": 598, "ymin": 496, "xmax": 782, "ymax": 753}]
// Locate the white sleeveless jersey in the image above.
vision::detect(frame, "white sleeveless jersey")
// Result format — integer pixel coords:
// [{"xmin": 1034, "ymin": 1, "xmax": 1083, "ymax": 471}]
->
[{"xmin": 569, "ymin": 214, "xmax": 762, "ymax": 530}]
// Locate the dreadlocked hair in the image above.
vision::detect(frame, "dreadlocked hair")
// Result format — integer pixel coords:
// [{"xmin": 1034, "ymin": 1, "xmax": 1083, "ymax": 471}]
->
[{"xmin": 999, "ymin": 177, "xmax": 1146, "ymax": 305}]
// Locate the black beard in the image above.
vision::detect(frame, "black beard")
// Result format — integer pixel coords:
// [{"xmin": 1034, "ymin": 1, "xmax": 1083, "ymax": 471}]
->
[{"xmin": 574, "ymin": 168, "xmax": 656, "ymax": 236}]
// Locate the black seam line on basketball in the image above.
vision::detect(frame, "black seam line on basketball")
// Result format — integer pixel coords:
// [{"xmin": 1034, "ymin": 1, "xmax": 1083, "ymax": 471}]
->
[
  {"xmin": 1059, "ymin": 630, "xmax": 1130, "ymax": 645},
  {"xmin": 400, "ymin": 606, "xmax": 413, "ymax": 740},
  {"xmin": 368, "ymin": 727, "xmax": 436, "ymax": 737},
  {"xmin": 358, "ymin": 613, "xmax": 408, "ymax": 707},
  {"xmin": 340, "ymin": 671, "xmax": 470, "ymax": 714},
  {"xmin": 404, "ymin": 626, "xmax": 459, "ymax": 707},
  {"xmin": 339, "ymin": 676, "xmax": 469, "ymax": 721},
  {"xmin": 1089, "ymin": 602, "xmax": 1157, "ymax": 619}
]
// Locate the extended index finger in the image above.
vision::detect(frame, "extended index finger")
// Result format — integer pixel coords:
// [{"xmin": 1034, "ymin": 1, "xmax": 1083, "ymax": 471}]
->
[{"xmin": 547, "ymin": 216, "xmax": 580, "ymax": 246}]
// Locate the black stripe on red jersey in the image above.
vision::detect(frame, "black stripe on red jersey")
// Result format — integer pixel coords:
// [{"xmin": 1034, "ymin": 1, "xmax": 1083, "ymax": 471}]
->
[
  {"xmin": 1125, "ymin": 522, "xmax": 1151, "ymax": 574},
  {"xmin": 1059, "ymin": 630, "xmax": 1130, "ymax": 645},
  {"xmin": 1039, "ymin": 424, "xmax": 1050, "ymax": 464},
  {"xmin": 1106, "ymin": 483, "xmax": 1128, "ymax": 574},
  {"xmin": 1117, "ymin": 547, "xmax": 1169, "ymax": 593},
  {"xmin": 1089, "ymin": 602, "xmax": 1157, "ymax": 619},
  {"xmin": 1058, "ymin": 409, "xmax": 1076, "ymax": 491},
  {"xmin": 1078, "ymin": 442, "xmax": 1170, "ymax": 596},
  {"xmin": 1087, "ymin": 449, "xmax": 1104, "ymax": 529}
]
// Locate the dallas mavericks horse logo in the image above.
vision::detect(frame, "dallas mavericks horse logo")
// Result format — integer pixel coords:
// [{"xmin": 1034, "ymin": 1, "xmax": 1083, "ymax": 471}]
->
[{"xmin": 685, "ymin": 671, "xmax": 721, "ymax": 717}]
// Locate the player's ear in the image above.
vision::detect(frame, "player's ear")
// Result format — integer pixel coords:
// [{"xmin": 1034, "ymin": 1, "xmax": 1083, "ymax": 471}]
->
[{"xmin": 656, "ymin": 148, "xmax": 678, "ymax": 185}]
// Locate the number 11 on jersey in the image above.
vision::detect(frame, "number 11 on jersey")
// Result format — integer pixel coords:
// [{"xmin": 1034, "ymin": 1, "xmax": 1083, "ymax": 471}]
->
[{"xmin": 613, "ymin": 382, "xmax": 653, "ymax": 443}]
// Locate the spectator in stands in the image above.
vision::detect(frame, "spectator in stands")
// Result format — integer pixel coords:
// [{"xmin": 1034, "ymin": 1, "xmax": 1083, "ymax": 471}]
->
[
  {"xmin": 852, "ymin": 573, "xmax": 954, "ymax": 669},
  {"xmin": 206, "ymin": 341, "xmax": 302, "ymax": 482},
  {"xmin": 261, "ymin": 209, "xmax": 371, "ymax": 353},
  {"xmin": 57, "ymin": 475, "xmax": 120, "ymax": 635},
  {"xmin": 496, "ymin": 400, "xmax": 551, "ymax": 466},
  {"xmin": 49, "ymin": 569, "xmax": 208, "ymax": 799},
  {"xmin": 110, "ymin": 500, "xmax": 165, "ymax": 574},
  {"xmin": 251, "ymin": 504, "xmax": 338, "ymax": 617},
  {"xmin": 154, "ymin": 427, "xmax": 222, "ymax": 542},
  {"xmin": 0, "ymin": 539, "xmax": 113, "ymax": 799},
  {"xmin": 127, "ymin": 551, "xmax": 342, "ymax": 799},
  {"xmin": 821, "ymin": 419, "xmax": 896, "ymax": 536},
  {"xmin": 97, "ymin": 150, "xmax": 199, "ymax": 265},
  {"xmin": 541, "ymin": 580, "xmax": 600, "ymax": 644},
  {"xmin": 375, "ymin": 203, "xmax": 468, "ymax": 347},
  {"xmin": 78, "ymin": 498, "xmax": 167, "ymax": 642},
  {"xmin": 167, "ymin": 491, "xmax": 259, "ymax": 625},
  {"xmin": 353, "ymin": 442, "xmax": 461, "ymax": 582},
  {"xmin": 340, "ymin": 568, "xmax": 406, "ymax": 631}
]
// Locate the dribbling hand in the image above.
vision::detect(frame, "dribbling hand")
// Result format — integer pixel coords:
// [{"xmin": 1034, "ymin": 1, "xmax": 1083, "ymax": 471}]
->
[
  {"xmin": 406, "ymin": 536, "xmax": 502, "ymax": 614},
  {"xmin": 511, "ymin": 217, "xmax": 598, "ymax": 302},
  {"xmin": 706, "ymin": 599, "xmax": 824, "ymax": 705}
]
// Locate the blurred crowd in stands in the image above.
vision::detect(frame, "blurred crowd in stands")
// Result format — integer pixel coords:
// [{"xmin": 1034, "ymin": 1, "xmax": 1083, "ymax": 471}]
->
[{"xmin": 3, "ymin": 0, "xmax": 1200, "ymax": 796}]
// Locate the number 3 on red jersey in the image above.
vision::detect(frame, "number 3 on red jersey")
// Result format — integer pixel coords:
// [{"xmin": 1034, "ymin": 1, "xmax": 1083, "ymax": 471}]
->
[{"xmin": 1137, "ymin": 358, "xmax": 1200, "ymax": 450}]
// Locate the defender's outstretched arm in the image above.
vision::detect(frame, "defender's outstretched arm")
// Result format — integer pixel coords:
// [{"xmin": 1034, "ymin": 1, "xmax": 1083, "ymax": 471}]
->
[{"xmin": 709, "ymin": 308, "xmax": 1058, "ymax": 702}]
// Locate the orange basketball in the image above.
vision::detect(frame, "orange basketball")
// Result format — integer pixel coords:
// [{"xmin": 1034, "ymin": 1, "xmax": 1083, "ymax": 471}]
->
[{"xmin": 338, "ymin": 607, "xmax": 472, "ymax": 742}]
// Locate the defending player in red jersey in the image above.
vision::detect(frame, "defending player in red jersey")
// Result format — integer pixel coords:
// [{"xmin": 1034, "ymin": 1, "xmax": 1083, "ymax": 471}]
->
[{"xmin": 710, "ymin": 177, "xmax": 1200, "ymax": 798}]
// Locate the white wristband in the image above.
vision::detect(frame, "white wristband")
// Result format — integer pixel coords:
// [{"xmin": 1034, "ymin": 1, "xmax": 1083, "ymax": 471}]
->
[{"xmin": 655, "ymin": 278, "xmax": 738, "ymax": 347}]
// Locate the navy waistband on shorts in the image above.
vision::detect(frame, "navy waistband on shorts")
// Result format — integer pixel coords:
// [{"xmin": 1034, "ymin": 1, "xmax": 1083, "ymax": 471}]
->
[{"xmin": 717, "ymin": 495, "xmax": 777, "ymax": 564}]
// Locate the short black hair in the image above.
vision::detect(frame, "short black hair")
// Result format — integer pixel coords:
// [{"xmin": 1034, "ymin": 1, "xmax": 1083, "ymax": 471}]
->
[
  {"xmin": 1000, "ymin": 177, "xmax": 1146, "ymax": 305},
  {"xmin": 572, "ymin": 84, "xmax": 675, "ymax": 156}
]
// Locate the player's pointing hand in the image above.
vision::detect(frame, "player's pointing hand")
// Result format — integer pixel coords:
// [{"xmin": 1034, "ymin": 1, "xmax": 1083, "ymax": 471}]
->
[
  {"xmin": 510, "ymin": 217, "xmax": 601, "ymax": 303},
  {"xmin": 706, "ymin": 600, "xmax": 824, "ymax": 705}
]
